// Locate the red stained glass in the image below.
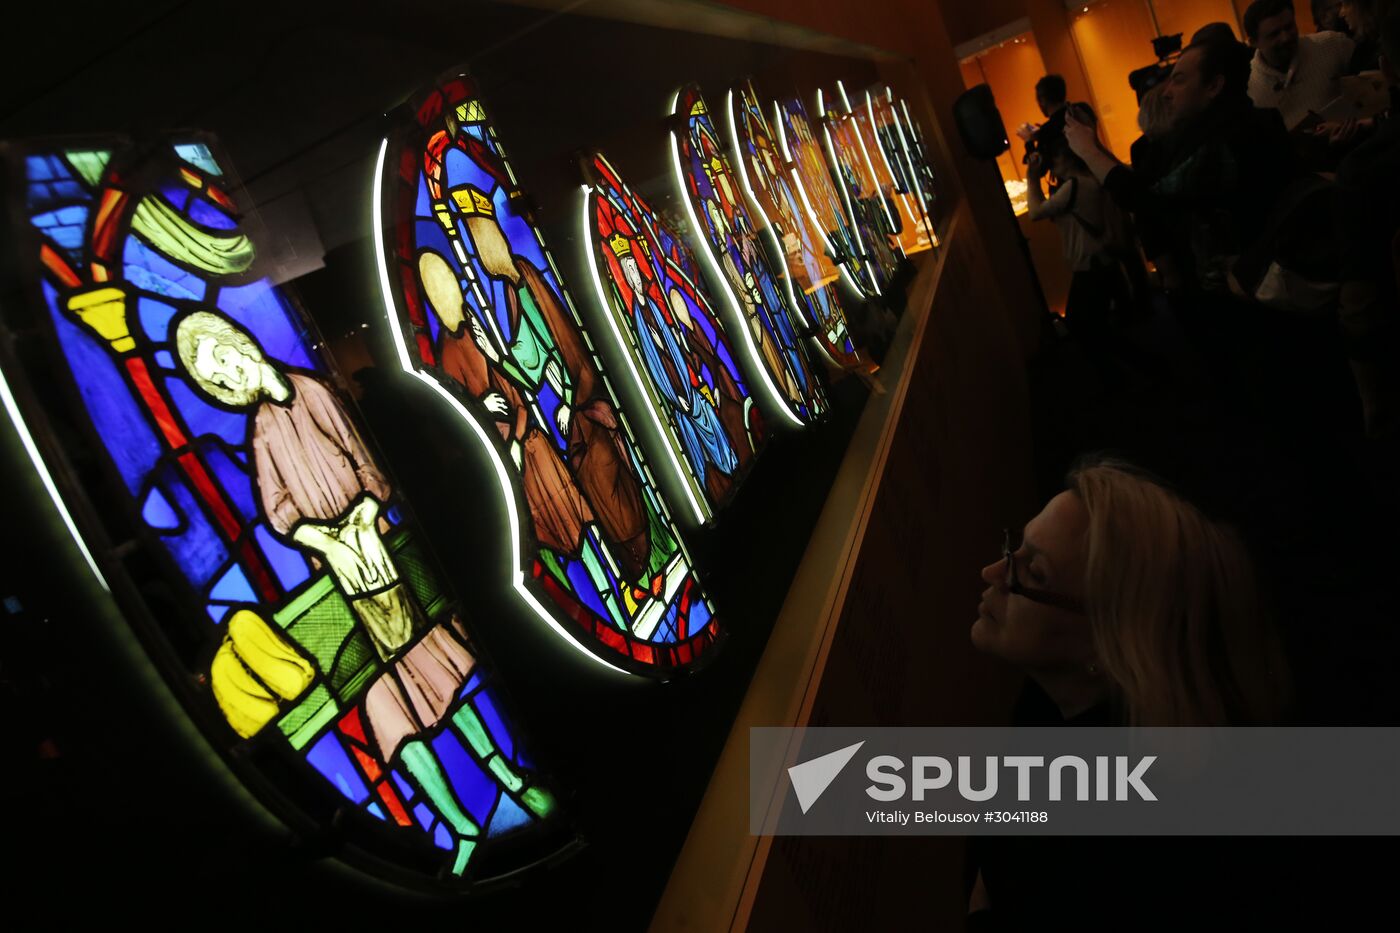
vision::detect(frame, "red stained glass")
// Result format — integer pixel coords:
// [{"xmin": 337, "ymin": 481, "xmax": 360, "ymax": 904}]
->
[
  {"xmin": 377, "ymin": 782, "xmax": 414, "ymax": 827},
  {"xmin": 91, "ymin": 188, "xmax": 130, "ymax": 263},
  {"xmin": 632, "ymin": 644, "xmax": 654, "ymax": 665},
  {"xmin": 40, "ymin": 243, "xmax": 81, "ymax": 288},
  {"xmin": 339, "ymin": 707, "xmax": 368, "ymax": 746},
  {"xmin": 351, "ymin": 743, "xmax": 384, "ymax": 783},
  {"xmin": 205, "ymin": 185, "xmax": 236, "ymax": 213},
  {"xmin": 416, "ymin": 90, "xmax": 444, "ymax": 128}
]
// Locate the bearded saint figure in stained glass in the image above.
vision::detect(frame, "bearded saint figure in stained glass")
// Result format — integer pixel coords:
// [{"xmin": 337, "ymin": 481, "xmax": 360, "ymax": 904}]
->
[
  {"xmin": 5, "ymin": 137, "xmax": 562, "ymax": 884},
  {"xmin": 380, "ymin": 76, "xmax": 720, "ymax": 669}
]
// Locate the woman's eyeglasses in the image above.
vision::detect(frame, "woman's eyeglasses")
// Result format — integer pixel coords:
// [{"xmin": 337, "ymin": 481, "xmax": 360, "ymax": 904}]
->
[{"xmin": 1001, "ymin": 528, "xmax": 1086, "ymax": 614}]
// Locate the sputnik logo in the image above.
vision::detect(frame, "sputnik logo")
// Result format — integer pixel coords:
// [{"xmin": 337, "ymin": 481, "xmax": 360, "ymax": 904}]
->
[{"xmin": 788, "ymin": 741, "xmax": 865, "ymax": 814}]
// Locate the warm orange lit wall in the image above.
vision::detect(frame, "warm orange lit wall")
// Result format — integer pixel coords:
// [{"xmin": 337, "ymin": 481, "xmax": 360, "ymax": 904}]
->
[
  {"xmin": 1070, "ymin": 0, "xmax": 1160, "ymax": 160},
  {"xmin": 960, "ymin": 34, "xmax": 1047, "ymax": 185},
  {"xmin": 1153, "ymin": 0, "xmax": 1243, "ymax": 38}
]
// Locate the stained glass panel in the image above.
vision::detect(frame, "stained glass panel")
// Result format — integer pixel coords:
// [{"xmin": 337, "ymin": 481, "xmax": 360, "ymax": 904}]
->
[
  {"xmin": 843, "ymin": 81, "xmax": 936, "ymax": 257},
  {"xmin": 815, "ymin": 87, "xmax": 900, "ymax": 293},
  {"xmin": 375, "ymin": 73, "xmax": 722, "ymax": 675},
  {"xmin": 582, "ymin": 151, "xmax": 765, "ymax": 524},
  {"xmin": 728, "ymin": 80, "xmax": 871, "ymax": 374},
  {"xmin": 895, "ymin": 94, "xmax": 939, "ymax": 219},
  {"xmin": 668, "ymin": 83, "xmax": 827, "ymax": 424},
  {"xmin": 2, "ymin": 135, "xmax": 566, "ymax": 886},
  {"xmin": 774, "ymin": 93, "xmax": 877, "ymax": 300}
]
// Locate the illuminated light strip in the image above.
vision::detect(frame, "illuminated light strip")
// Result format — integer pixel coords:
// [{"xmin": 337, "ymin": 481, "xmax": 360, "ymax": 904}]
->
[
  {"xmin": 822, "ymin": 124, "xmax": 881, "ymax": 297},
  {"xmin": 576, "ymin": 181, "xmax": 710, "ymax": 527},
  {"xmin": 666, "ymin": 110, "xmax": 802, "ymax": 429},
  {"xmin": 726, "ymin": 89, "xmax": 811, "ymax": 330},
  {"xmin": 884, "ymin": 94, "xmax": 932, "ymax": 228},
  {"xmin": 837, "ymin": 82, "xmax": 899, "ymax": 241},
  {"xmin": 0, "ymin": 361, "xmax": 110, "ymax": 592},
  {"xmin": 773, "ymin": 101, "xmax": 865, "ymax": 300},
  {"xmin": 371, "ymin": 138, "xmax": 628, "ymax": 677},
  {"xmin": 863, "ymin": 89, "xmax": 924, "ymax": 249},
  {"xmin": 879, "ymin": 91, "xmax": 936, "ymax": 245}
]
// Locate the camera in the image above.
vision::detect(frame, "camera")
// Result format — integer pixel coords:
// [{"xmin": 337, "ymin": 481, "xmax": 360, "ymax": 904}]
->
[{"xmin": 1128, "ymin": 33, "xmax": 1183, "ymax": 103}]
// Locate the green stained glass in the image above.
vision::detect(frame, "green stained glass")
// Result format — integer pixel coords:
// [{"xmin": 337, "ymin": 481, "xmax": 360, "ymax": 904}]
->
[
  {"xmin": 130, "ymin": 195, "xmax": 254, "ymax": 274},
  {"xmin": 64, "ymin": 150, "xmax": 110, "ymax": 187}
]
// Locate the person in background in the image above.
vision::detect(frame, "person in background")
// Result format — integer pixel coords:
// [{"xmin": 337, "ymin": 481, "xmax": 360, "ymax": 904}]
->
[
  {"xmin": 1066, "ymin": 35, "xmax": 1296, "ymax": 300},
  {"xmin": 1246, "ymin": 0, "xmax": 1356, "ymax": 131},
  {"xmin": 1336, "ymin": 1, "xmax": 1400, "ymax": 441},
  {"xmin": 1016, "ymin": 75, "xmax": 1070, "ymax": 186},
  {"xmin": 1341, "ymin": 0, "xmax": 1392, "ymax": 72},
  {"xmin": 1315, "ymin": 0, "xmax": 1352, "ymax": 33},
  {"xmin": 1025, "ymin": 122, "xmax": 1143, "ymax": 387}
]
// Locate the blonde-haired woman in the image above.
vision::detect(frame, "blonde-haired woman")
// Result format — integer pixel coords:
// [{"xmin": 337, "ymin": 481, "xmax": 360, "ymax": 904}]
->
[{"xmin": 971, "ymin": 456, "xmax": 1292, "ymax": 726}]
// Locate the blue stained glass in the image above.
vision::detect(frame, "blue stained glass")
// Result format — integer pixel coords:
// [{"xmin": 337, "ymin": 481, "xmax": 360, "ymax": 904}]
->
[
  {"xmin": 46, "ymin": 284, "xmax": 162, "ymax": 495},
  {"xmin": 123, "ymin": 236, "xmax": 205, "ymax": 301},
  {"xmin": 174, "ymin": 143, "xmax": 222, "ymax": 176},
  {"xmin": 156, "ymin": 466, "xmax": 230, "ymax": 586},
  {"xmin": 689, "ymin": 597, "xmax": 712, "ymax": 634},
  {"xmin": 392, "ymin": 770, "xmax": 415, "ymax": 801},
  {"xmin": 166, "ymin": 377, "xmax": 246, "ymax": 446},
  {"xmin": 54, "ymin": 180, "xmax": 85, "ymax": 201},
  {"xmin": 26, "ymin": 155, "xmax": 55, "ymax": 181},
  {"xmin": 658, "ymin": 598, "xmax": 681, "ymax": 642},
  {"xmin": 254, "ymin": 524, "xmax": 310, "ymax": 590},
  {"xmin": 414, "ymin": 175, "xmax": 432, "ymax": 219},
  {"xmin": 31, "ymin": 206, "xmax": 88, "ymax": 251},
  {"xmin": 487, "ymin": 794, "xmax": 532, "ymax": 838},
  {"xmin": 159, "ymin": 184, "xmax": 191, "ymax": 211},
  {"xmin": 207, "ymin": 604, "xmax": 229, "ymax": 624},
  {"xmin": 204, "ymin": 443, "xmax": 256, "ymax": 520},
  {"xmin": 433, "ymin": 823, "xmax": 453, "ymax": 850},
  {"xmin": 413, "ymin": 802, "xmax": 435, "ymax": 831},
  {"xmin": 494, "ymin": 189, "xmax": 549, "ymax": 275},
  {"xmin": 564, "ymin": 559, "xmax": 609, "ymax": 621},
  {"xmin": 384, "ymin": 505, "xmax": 403, "ymax": 526},
  {"xmin": 188, "ymin": 197, "xmax": 237, "ymax": 231},
  {"xmin": 307, "ymin": 733, "xmax": 371, "ymax": 805},
  {"xmin": 431, "ymin": 730, "xmax": 498, "ymax": 824},
  {"xmin": 141, "ymin": 485, "xmax": 181, "ymax": 530},
  {"xmin": 154, "ymin": 351, "xmax": 175, "ymax": 370},
  {"xmin": 216, "ymin": 281, "xmax": 316, "ymax": 372},
  {"xmin": 474, "ymin": 690, "xmax": 514, "ymax": 761},
  {"xmin": 368, "ymin": 802, "xmax": 387, "ymax": 821},
  {"xmin": 138, "ymin": 297, "xmax": 178, "ymax": 342},
  {"xmin": 443, "ymin": 148, "xmax": 495, "ymax": 203},
  {"xmin": 209, "ymin": 563, "xmax": 256, "ymax": 603},
  {"xmin": 534, "ymin": 381, "xmax": 564, "ymax": 448},
  {"xmin": 458, "ymin": 670, "xmax": 483, "ymax": 701}
]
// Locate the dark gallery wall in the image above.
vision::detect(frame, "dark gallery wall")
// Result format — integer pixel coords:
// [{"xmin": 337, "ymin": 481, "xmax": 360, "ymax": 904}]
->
[{"xmin": 1, "ymin": 2, "xmax": 1043, "ymax": 929}]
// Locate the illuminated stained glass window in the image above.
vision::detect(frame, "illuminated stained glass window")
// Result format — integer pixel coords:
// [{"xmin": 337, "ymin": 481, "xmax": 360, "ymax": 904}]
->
[
  {"xmin": 375, "ymin": 75, "xmax": 721, "ymax": 675},
  {"xmin": 728, "ymin": 80, "xmax": 872, "ymax": 375},
  {"xmin": 775, "ymin": 93, "xmax": 878, "ymax": 300},
  {"xmin": 816, "ymin": 87, "xmax": 901, "ymax": 294},
  {"xmin": 583, "ymin": 152, "xmax": 765, "ymax": 525},
  {"xmin": 843, "ymin": 81, "xmax": 937, "ymax": 257},
  {"xmin": 667, "ymin": 83, "xmax": 828, "ymax": 426},
  {"xmin": 894, "ymin": 93, "xmax": 939, "ymax": 219},
  {"xmin": 2, "ymin": 136, "xmax": 566, "ymax": 885},
  {"xmin": 871, "ymin": 87, "xmax": 940, "ymax": 246}
]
